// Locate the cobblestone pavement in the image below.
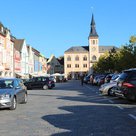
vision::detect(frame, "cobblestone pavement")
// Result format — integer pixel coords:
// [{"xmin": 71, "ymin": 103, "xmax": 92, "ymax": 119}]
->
[{"xmin": 0, "ymin": 80, "xmax": 136, "ymax": 136}]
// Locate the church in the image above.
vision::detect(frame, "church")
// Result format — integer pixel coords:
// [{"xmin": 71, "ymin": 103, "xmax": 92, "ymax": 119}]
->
[{"xmin": 64, "ymin": 14, "xmax": 117, "ymax": 79}]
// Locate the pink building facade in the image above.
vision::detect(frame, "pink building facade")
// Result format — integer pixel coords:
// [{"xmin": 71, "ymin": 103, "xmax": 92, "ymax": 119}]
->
[{"xmin": 0, "ymin": 23, "xmax": 14, "ymax": 77}]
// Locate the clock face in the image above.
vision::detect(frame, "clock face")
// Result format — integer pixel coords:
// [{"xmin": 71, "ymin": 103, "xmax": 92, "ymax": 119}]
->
[{"xmin": 92, "ymin": 47, "xmax": 96, "ymax": 51}]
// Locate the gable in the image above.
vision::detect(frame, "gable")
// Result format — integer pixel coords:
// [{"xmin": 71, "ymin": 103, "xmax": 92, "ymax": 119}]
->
[
  {"xmin": 47, "ymin": 55, "xmax": 61, "ymax": 65},
  {"xmin": 21, "ymin": 40, "xmax": 28, "ymax": 55}
]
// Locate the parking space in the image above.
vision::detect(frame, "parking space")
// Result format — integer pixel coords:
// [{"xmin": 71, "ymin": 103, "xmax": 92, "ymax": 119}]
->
[{"xmin": 0, "ymin": 80, "xmax": 136, "ymax": 136}]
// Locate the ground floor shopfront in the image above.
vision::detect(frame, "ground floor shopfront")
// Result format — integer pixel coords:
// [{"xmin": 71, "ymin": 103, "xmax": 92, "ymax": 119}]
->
[{"xmin": 67, "ymin": 71, "xmax": 87, "ymax": 80}]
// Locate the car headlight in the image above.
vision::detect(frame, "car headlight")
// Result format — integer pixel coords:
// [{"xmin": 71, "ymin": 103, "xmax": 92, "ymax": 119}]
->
[{"xmin": 0, "ymin": 94, "xmax": 10, "ymax": 99}]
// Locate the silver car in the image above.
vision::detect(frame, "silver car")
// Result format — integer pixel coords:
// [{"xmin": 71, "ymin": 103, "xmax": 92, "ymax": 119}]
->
[
  {"xmin": 99, "ymin": 74, "xmax": 121, "ymax": 96},
  {"xmin": 0, "ymin": 78, "xmax": 27, "ymax": 110},
  {"xmin": 99, "ymin": 82, "xmax": 117, "ymax": 96}
]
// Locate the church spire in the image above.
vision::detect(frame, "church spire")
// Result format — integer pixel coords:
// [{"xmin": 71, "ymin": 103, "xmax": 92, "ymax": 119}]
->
[{"xmin": 89, "ymin": 14, "xmax": 98, "ymax": 38}]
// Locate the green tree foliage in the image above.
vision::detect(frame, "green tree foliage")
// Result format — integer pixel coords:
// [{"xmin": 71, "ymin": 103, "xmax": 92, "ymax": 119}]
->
[
  {"xmin": 92, "ymin": 35, "xmax": 136, "ymax": 73},
  {"xmin": 118, "ymin": 45, "xmax": 134, "ymax": 70},
  {"xmin": 129, "ymin": 35, "xmax": 136, "ymax": 44}
]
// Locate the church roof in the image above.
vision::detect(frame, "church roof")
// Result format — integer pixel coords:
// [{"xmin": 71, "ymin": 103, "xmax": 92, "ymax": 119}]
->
[
  {"xmin": 99, "ymin": 46, "xmax": 118, "ymax": 53},
  {"xmin": 65, "ymin": 45, "xmax": 118, "ymax": 53},
  {"xmin": 65, "ymin": 46, "xmax": 89, "ymax": 53},
  {"xmin": 89, "ymin": 14, "xmax": 98, "ymax": 37}
]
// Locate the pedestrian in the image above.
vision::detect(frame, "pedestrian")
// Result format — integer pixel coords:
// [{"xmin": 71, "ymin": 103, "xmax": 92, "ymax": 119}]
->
[{"xmin": 81, "ymin": 75, "xmax": 84, "ymax": 86}]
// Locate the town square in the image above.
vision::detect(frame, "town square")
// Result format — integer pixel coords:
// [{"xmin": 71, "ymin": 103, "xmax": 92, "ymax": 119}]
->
[{"xmin": 0, "ymin": 0, "xmax": 136, "ymax": 136}]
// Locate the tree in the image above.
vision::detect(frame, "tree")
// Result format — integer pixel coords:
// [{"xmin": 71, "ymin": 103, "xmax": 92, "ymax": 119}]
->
[
  {"xmin": 129, "ymin": 35, "xmax": 136, "ymax": 44},
  {"xmin": 92, "ymin": 48, "xmax": 118, "ymax": 73},
  {"xmin": 92, "ymin": 35, "xmax": 136, "ymax": 73}
]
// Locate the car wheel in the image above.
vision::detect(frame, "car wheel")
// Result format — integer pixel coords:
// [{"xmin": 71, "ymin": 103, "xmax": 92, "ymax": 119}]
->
[
  {"xmin": 22, "ymin": 93, "xmax": 28, "ymax": 104},
  {"xmin": 10, "ymin": 97, "xmax": 17, "ymax": 110},
  {"xmin": 108, "ymin": 88, "xmax": 113, "ymax": 96},
  {"xmin": 43, "ymin": 85, "xmax": 48, "ymax": 90}
]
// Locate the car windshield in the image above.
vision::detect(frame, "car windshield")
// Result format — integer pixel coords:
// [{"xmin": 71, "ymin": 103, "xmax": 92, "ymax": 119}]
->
[
  {"xmin": 111, "ymin": 74, "xmax": 120, "ymax": 80},
  {"xmin": 119, "ymin": 73, "xmax": 128, "ymax": 81},
  {"xmin": 0, "ymin": 80, "xmax": 14, "ymax": 89}
]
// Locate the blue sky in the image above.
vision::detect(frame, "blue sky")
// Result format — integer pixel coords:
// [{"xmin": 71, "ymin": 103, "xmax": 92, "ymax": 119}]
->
[{"xmin": 1, "ymin": 0, "xmax": 136, "ymax": 58}]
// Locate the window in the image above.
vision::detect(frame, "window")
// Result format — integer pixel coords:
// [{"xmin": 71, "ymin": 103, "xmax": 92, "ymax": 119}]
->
[
  {"xmin": 14, "ymin": 79, "xmax": 19, "ymax": 88},
  {"xmin": 93, "ymin": 40, "xmax": 95, "ymax": 45},
  {"xmin": 91, "ymin": 40, "xmax": 95, "ymax": 45},
  {"xmin": 67, "ymin": 56, "xmax": 71, "ymax": 61},
  {"xmin": 75, "ymin": 64, "xmax": 79, "ymax": 68},
  {"xmin": 75, "ymin": 55, "xmax": 79, "ymax": 61},
  {"xmin": 83, "ymin": 64, "xmax": 87, "ymax": 68},
  {"xmin": 83, "ymin": 56, "xmax": 87, "ymax": 61},
  {"xmin": 42, "ymin": 77, "xmax": 47, "ymax": 81},
  {"xmin": 92, "ymin": 55, "xmax": 96, "ymax": 61},
  {"xmin": 36, "ymin": 77, "xmax": 42, "ymax": 81},
  {"xmin": 129, "ymin": 71, "xmax": 136, "ymax": 80},
  {"xmin": 67, "ymin": 64, "xmax": 71, "ymax": 68},
  {"xmin": 96, "ymin": 40, "xmax": 98, "ymax": 44}
]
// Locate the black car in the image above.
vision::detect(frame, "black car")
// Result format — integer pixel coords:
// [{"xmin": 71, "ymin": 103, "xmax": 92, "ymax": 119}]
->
[
  {"xmin": 115, "ymin": 68, "xmax": 136, "ymax": 101},
  {"xmin": 24, "ymin": 76, "xmax": 55, "ymax": 90}
]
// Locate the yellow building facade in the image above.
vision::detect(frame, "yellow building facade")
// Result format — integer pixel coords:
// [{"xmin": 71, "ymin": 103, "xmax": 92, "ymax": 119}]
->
[{"xmin": 64, "ymin": 14, "xmax": 116, "ymax": 79}]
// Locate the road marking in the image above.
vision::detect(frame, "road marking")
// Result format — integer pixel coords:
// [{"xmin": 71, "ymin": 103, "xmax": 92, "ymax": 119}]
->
[
  {"xmin": 84, "ymin": 85, "xmax": 95, "ymax": 91},
  {"xmin": 109, "ymin": 100, "xmax": 114, "ymax": 103},
  {"xmin": 84, "ymin": 85, "xmax": 90, "ymax": 88},
  {"xmin": 117, "ymin": 105, "xmax": 124, "ymax": 110},
  {"xmin": 128, "ymin": 114, "xmax": 136, "ymax": 121}
]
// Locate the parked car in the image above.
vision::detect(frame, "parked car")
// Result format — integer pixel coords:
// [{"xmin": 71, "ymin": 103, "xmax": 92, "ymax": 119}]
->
[
  {"xmin": 97, "ymin": 75, "xmax": 106, "ymax": 86},
  {"xmin": 99, "ymin": 74, "xmax": 121, "ymax": 96},
  {"xmin": 115, "ymin": 68, "xmax": 136, "ymax": 101},
  {"xmin": 104, "ymin": 74, "xmax": 113, "ymax": 83},
  {"xmin": 93, "ymin": 75, "xmax": 104, "ymax": 85},
  {"xmin": 0, "ymin": 78, "xmax": 27, "ymax": 110},
  {"xmin": 24, "ymin": 76, "xmax": 55, "ymax": 90},
  {"xmin": 99, "ymin": 82, "xmax": 117, "ymax": 96},
  {"xmin": 49, "ymin": 76, "xmax": 56, "ymax": 83},
  {"xmin": 83, "ymin": 74, "xmax": 91, "ymax": 84},
  {"xmin": 110, "ymin": 73, "xmax": 121, "ymax": 83}
]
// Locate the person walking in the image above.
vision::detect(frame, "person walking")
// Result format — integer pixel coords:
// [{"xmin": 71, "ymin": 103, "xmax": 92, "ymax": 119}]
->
[{"xmin": 81, "ymin": 75, "xmax": 84, "ymax": 86}]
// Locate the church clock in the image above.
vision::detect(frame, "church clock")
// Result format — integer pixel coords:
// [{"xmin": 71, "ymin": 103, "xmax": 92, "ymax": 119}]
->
[{"xmin": 92, "ymin": 47, "xmax": 96, "ymax": 51}]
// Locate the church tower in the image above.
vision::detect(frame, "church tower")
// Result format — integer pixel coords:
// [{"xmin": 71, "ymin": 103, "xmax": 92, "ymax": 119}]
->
[{"xmin": 88, "ymin": 14, "xmax": 99, "ymax": 69}]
